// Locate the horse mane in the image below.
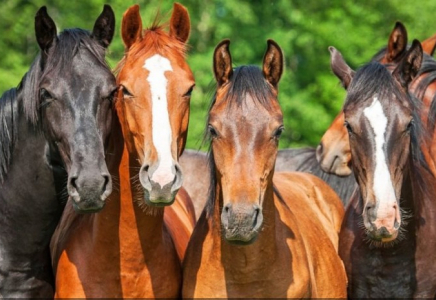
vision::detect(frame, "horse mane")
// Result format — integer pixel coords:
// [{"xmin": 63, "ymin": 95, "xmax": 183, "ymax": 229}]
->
[
  {"xmin": 275, "ymin": 148, "xmax": 356, "ymax": 205},
  {"xmin": 0, "ymin": 88, "xmax": 19, "ymax": 183},
  {"xmin": 114, "ymin": 21, "xmax": 188, "ymax": 75},
  {"xmin": 372, "ymin": 46, "xmax": 436, "ymax": 133},
  {"xmin": 22, "ymin": 28, "xmax": 109, "ymax": 125},
  {"xmin": 207, "ymin": 66, "xmax": 274, "ymax": 113},
  {"xmin": 204, "ymin": 66, "xmax": 276, "ymax": 217}
]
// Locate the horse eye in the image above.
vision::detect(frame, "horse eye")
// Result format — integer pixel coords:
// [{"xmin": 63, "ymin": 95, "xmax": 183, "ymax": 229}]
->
[
  {"xmin": 406, "ymin": 119, "xmax": 414, "ymax": 131},
  {"xmin": 121, "ymin": 86, "xmax": 133, "ymax": 97},
  {"xmin": 208, "ymin": 125, "xmax": 218, "ymax": 138},
  {"xmin": 106, "ymin": 88, "xmax": 118, "ymax": 102},
  {"xmin": 344, "ymin": 121, "xmax": 353, "ymax": 134},
  {"xmin": 184, "ymin": 85, "xmax": 195, "ymax": 97},
  {"xmin": 273, "ymin": 125, "xmax": 284, "ymax": 139},
  {"xmin": 40, "ymin": 88, "xmax": 52, "ymax": 100}
]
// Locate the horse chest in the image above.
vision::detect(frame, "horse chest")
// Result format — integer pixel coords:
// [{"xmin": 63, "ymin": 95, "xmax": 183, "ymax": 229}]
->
[{"xmin": 350, "ymin": 243, "xmax": 416, "ymax": 298}]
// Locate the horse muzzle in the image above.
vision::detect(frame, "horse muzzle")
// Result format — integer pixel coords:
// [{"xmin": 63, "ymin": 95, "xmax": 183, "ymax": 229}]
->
[
  {"xmin": 140, "ymin": 161, "xmax": 183, "ymax": 206},
  {"xmin": 221, "ymin": 203, "xmax": 263, "ymax": 245},
  {"xmin": 68, "ymin": 170, "xmax": 112, "ymax": 213}
]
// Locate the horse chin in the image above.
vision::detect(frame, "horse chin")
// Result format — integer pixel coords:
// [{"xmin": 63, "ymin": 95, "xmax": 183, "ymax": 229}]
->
[
  {"xmin": 143, "ymin": 191, "xmax": 176, "ymax": 207},
  {"xmin": 366, "ymin": 229, "xmax": 399, "ymax": 244},
  {"xmin": 223, "ymin": 230, "xmax": 259, "ymax": 245},
  {"xmin": 71, "ymin": 197, "xmax": 105, "ymax": 214}
]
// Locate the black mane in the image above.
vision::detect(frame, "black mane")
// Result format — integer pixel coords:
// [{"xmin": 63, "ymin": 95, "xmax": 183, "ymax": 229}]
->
[
  {"xmin": 207, "ymin": 66, "xmax": 274, "ymax": 116},
  {"xmin": 275, "ymin": 147, "xmax": 356, "ymax": 205},
  {"xmin": 0, "ymin": 88, "xmax": 18, "ymax": 183}
]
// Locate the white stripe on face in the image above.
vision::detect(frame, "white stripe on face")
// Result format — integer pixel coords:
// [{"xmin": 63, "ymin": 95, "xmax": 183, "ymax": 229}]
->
[
  {"xmin": 363, "ymin": 97, "xmax": 397, "ymax": 215},
  {"xmin": 144, "ymin": 54, "xmax": 175, "ymax": 187}
]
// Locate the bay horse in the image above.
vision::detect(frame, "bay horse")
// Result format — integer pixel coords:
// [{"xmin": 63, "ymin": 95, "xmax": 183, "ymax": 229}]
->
[
  {"xmin": 316, "ymin": 22, "xmax": 436, "ymax": 176},
  {"xmin": 333, "ymin": 40, "xmax": 436, "ymax": 297},
  {"xmin": 181, "ymin": 147, "xmax": 355, "ymax": 219},
  {"xmin": 51, "ymin": 3, "xmax": 195, "ymax": 298},
  {"xmin": 0, "ymin": 6, "xmax": 117, "ymax": 298},
  {"xmin": 182, "ymin": 39, "xmax": 347, "ymax": 298}
]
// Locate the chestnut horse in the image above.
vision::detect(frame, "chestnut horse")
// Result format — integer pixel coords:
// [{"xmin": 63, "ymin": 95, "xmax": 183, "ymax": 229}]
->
[
  {"xmin": 182, "ymin": 40, "xmax": 347, "ymax": 298},
  {"xmin": 333, "ymin": 41, "xmax": 436, "ymax": 297},
  {"xmin": 0, "ymin": 6, "xmax": 117, "ymax": 297},
  {"xmin": 316, "ymin": 22, "xmax": 436, "ymax": 176},
  {"xmin": 51, "ymin": 4, "xmax": 195, "ymax": 298}
]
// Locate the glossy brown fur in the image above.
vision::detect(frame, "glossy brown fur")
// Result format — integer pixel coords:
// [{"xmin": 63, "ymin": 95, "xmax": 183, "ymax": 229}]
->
[
  {"xmin": 335, "ymin": 42, "xmax": 436, "ymax": 297},
  {"xmin": 182, "ymin": 40, "xmax": 346, "ymax": 298},
  {"xmin": 317, "ymin": 24, "xmax": 436, "ymax": 176},
  {"xmin": 51, "ymin": 4, "xmax": 195, "ymax": 298}
]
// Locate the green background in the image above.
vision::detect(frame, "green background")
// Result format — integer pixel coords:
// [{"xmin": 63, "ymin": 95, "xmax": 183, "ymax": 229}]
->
[{"xmin": 1, "ymin": 0, "xmax": 435, "ymax": 150}]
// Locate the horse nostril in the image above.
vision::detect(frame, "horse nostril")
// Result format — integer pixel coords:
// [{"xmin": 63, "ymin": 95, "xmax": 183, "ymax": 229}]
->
[
  {"xmin": 253, "ymin": 208, "xmax": 260, "ymax": 225},
  {"xmin": 69, "ymin": 176, "xmax": 78, "ymax": 191},
  {"xmin": 102, "ymin": 174, "xmax": 110, "ymax": 193}
]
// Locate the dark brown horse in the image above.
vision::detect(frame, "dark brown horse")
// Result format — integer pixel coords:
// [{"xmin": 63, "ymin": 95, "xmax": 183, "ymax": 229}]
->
[
  {"xmin": 316, "ymin": 23, "xmax": 436, "ymax": 176},
  {"xmin": 182, "ymin": 39, "xmax": 346, "ymax": 298},
  {"xmin": 333, "ymin": 40, "xmax": 436, "ymax": 297},
  {"xmin": 51, "ymin": 4, "xmax": 195, "ymax": 298}
]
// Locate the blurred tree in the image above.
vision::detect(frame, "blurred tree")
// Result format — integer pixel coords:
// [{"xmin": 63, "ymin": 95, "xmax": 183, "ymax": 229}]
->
[{"xmin": 0, "ymin": 0, "xmax": 435, "ymax": 149}]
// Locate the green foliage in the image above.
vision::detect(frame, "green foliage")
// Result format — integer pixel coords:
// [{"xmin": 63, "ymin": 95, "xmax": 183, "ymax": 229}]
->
[{"xmin": 1, "ymin": 0, "xmax": 435, "ymax": 149}]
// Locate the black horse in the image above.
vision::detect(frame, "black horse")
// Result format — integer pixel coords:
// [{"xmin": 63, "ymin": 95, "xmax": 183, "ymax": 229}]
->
[{"xmin": 0, "ymin": 6, "xmax": 120, "ymax": 297}]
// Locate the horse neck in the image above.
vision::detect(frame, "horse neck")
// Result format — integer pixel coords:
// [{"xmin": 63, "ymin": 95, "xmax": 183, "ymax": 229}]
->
[
  {"xmin": 0, "ymin": 95, "xmax": 64, "ymax": 266},
  {"xmin": 209, "ymin": 179, "xmax": 278, "ymax": 270},
  {"xmin": 91, "ymin": 140, "xmax": 165, "ymax": 244}
]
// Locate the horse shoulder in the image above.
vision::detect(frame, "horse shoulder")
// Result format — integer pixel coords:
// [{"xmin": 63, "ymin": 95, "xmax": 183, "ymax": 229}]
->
[
  {"xmin": 274, "ymin": 171, "xmax": 344, "ymax": 238},
  {"xmin": 164, "ymin": 187, "xmax": 195, "ymax": 261},
  {"xmin": 273, "ymin": 172, "xmax": 347, "ymax": 297}
]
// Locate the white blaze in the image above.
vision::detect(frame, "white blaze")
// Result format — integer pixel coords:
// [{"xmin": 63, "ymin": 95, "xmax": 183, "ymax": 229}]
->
[
  {"xmin": 144, "ymin": 54, "xmax": 174, "ymax": 187},
  {"xmin": 363, "ymin": 97, "xmax": 396, "ymax": 217}
]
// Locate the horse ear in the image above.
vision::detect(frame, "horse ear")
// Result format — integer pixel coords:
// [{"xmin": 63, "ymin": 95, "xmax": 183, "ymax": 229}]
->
[
  {"xmin": 263, "ymin": 39, "xmax": 283, "ymax": 89},
  {"xmin": 169, "ymin": 3, "xmax": 190, "ymax": 43},
  {"xmin": 421, "ymin": 33, "xmax": 436, "ymax": 57},
  {"xmin": 386, "ymin": 22, "xmax": 408, "ymax": 63},
  {"xmin": 329, "ymin": 46, "xmax": 355, "ymax": 89},
  {"xmin": 35, "ymin": 6, "xmax": 57, "ymax": 52},
  {"xmin": 392, "ymin": 39, "xmax": 423, "ymax": 89},
  {"xmin": 121, "ymin": 5, "xmax": 143, "ymax": 49},
  {"xmin": 92, "ymin": 5, "xmax": 115, "ymax": 48},
  {"xmin": 213, "ymin": 39, "xmax": 233, "ymax": 87}
]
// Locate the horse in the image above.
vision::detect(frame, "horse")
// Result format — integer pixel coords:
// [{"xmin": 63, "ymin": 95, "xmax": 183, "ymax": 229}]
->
[
  {"xmin": 50, "ymin": 4, "xmax": 196, "ymax": 298},
  {"xmin": 316, "ymin": 22, "xmax": 436, "ymax": 176},
  {"xmin": 181, "ymin": 147, "xmax": 355, "ymax": 219},
  {"xmin": 182, "ymin": 39, "xmax": 347, "ymax": 298},
  {"xmin": 332, "ymin": 40, "xmax": 436, "ymax": 297},
  {"xmin": 0, "ymin": 6, "xmax": 117, "ymax": 298}
]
